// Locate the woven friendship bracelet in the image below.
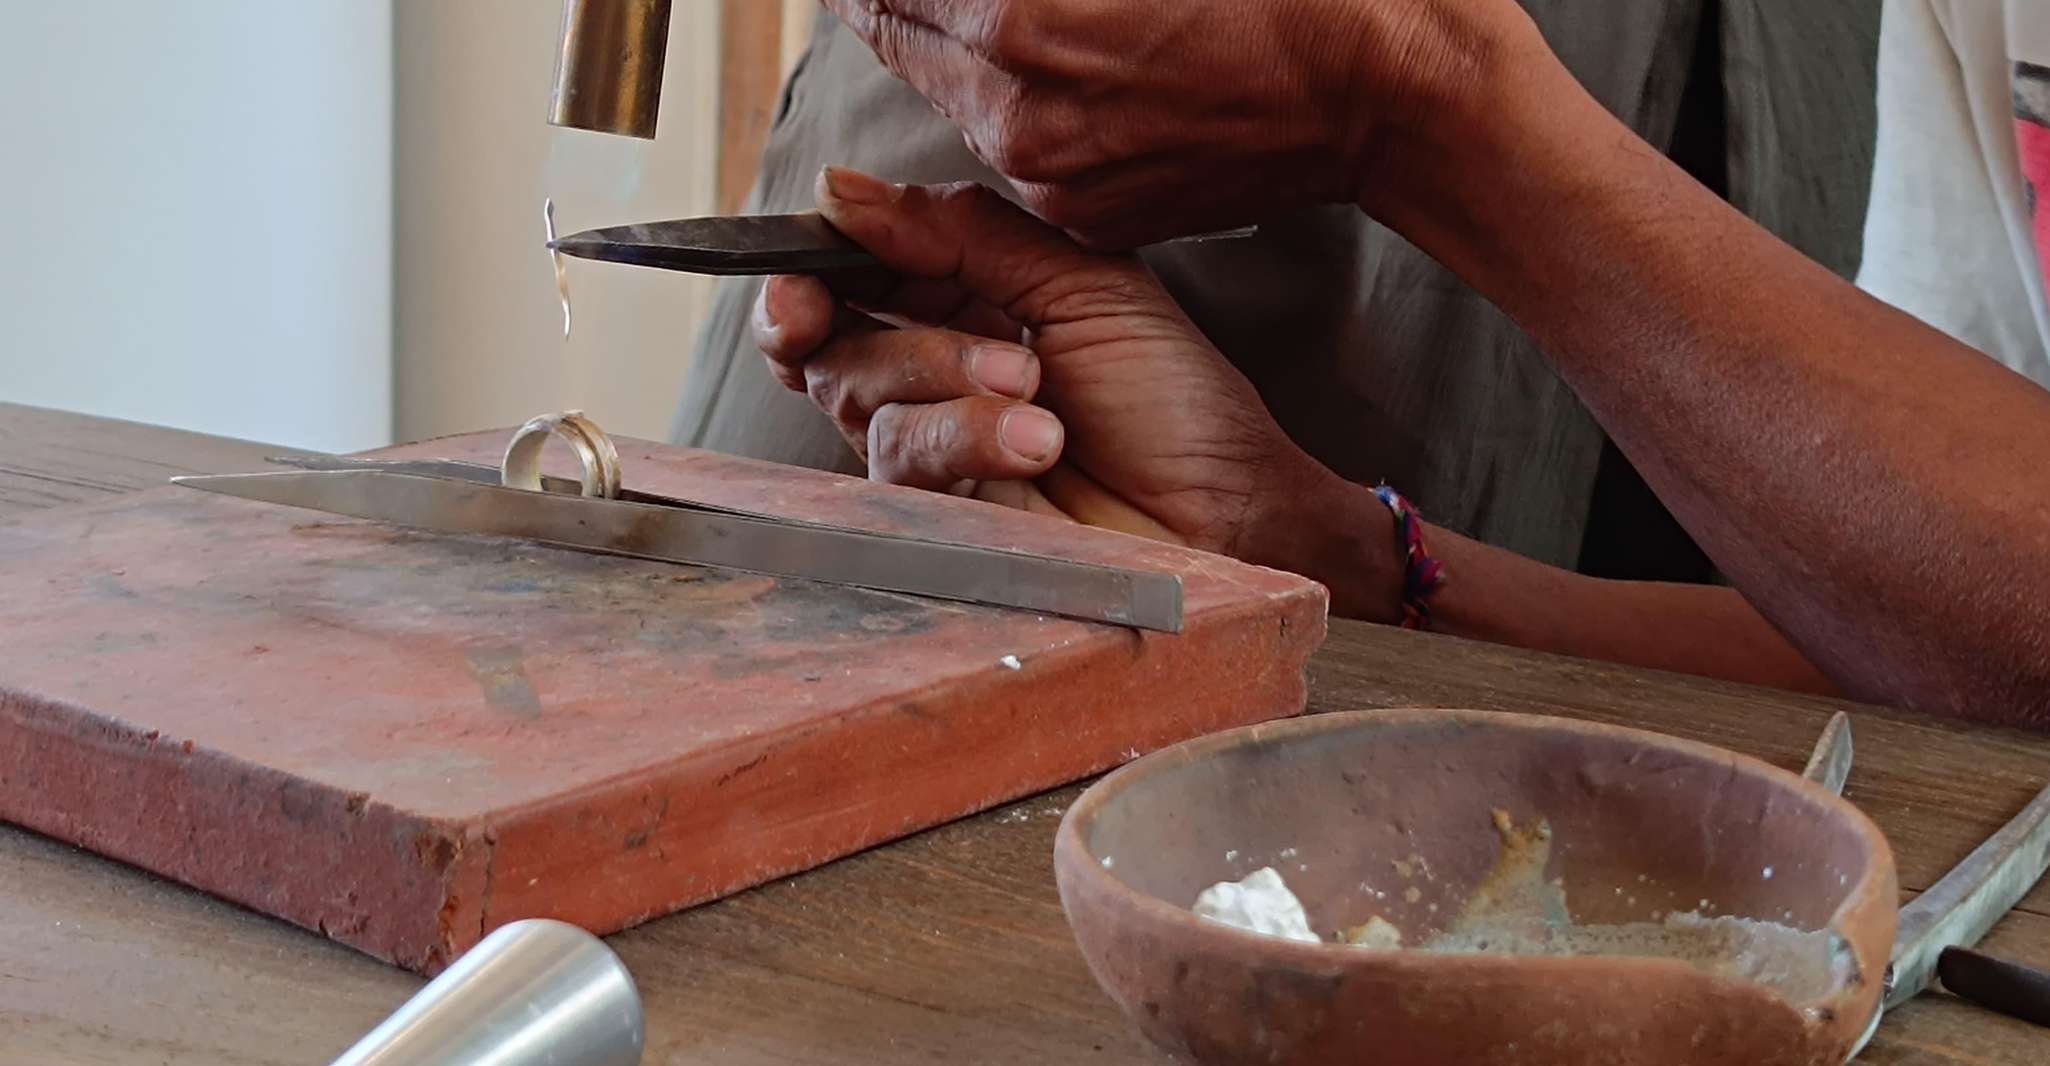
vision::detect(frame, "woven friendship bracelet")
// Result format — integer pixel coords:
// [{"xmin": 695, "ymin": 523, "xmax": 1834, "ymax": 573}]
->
[{"xmin": 1372, "ymin": 484, "xmax": 1446, "ymax": 629}]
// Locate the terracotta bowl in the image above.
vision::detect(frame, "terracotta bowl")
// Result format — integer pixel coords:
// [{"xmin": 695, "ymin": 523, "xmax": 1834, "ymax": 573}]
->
[{"xmin": 1054, "ymin": 708, "xmax": 1896, "ymax": 1066}]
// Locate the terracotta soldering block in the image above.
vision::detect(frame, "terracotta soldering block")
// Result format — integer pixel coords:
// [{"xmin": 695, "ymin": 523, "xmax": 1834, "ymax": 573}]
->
[{"xmin": 0, "ymin": 430, "xmax": 1326, "ymax": 973}]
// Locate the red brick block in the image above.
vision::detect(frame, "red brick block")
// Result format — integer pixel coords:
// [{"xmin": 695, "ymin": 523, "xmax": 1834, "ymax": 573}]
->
[{"xmin": 0, "ymin": 432, "xmax": 1326, "ymax": 972}]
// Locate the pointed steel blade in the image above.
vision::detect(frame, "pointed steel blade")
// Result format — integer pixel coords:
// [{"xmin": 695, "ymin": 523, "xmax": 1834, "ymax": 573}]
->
[
  {"xmin": 265, "ymin": 453, "xmax": 639, "ymax": 503},
  {"xmin": 268, "ymin": 454, "xmax": 513, "ymax": 485},
  {"xmin": 172, "ymin": 471, "xmax": 1184, "ymax": 632},
  {"xmin": 1795, "ymin": 711, "xmax": 1881, "ymax": 1059},
  {"xmin": 1801, "ymin": 712, "xmax": 1855, "ymax": 796},
  {"xmin": 1884, "ymin": 781, "xmax": 2050, "ymax": 1008},
  {"xmin": 548, "ymin": 213, "xmax": 877, "ymax": 275},
  {"xmin": 265, "ymin": 454, "xmax": 781, "ymax": 519},
  {"xmin": 548, "ymin": 213, "xmax": 1263, "ymax": 276}
]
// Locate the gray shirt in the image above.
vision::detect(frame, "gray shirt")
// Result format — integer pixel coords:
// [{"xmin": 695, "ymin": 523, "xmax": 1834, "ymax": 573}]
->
[{"xmin": 675, "ymin": 2, "xmax": 1877, "ymax": 579}]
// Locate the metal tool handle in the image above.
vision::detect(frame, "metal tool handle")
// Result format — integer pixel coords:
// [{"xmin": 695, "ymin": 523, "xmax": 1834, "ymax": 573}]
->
[
  {"xmin": 1888, "ymin": 782, "xmax": 2050, "ymax": 1010},
  {"xmin": 1938, "ymin": 946, "xmax": 2050, "ymax": 1028},
  {"xmin": 331, "ymin": 919, "xmax": 642, "ymax": 1066}
]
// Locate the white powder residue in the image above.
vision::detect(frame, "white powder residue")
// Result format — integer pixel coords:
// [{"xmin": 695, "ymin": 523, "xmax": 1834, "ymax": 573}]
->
[
  {"xmin": 1421, "ymin": 910, "xmax": 1844, "ymax": 1004},
  {"xmin": 1189, "ymin": 810, "xmax": 1842, "ymax": 1006},
  {"xmin": 1193, "ymin": 867, "xmax": 1320, "ymax": 944}
]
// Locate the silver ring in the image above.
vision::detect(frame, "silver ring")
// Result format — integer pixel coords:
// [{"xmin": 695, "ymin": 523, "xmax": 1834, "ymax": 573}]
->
[{"xmin": 500, "ymin": 410, "xmax": 621, "ymax": 499}]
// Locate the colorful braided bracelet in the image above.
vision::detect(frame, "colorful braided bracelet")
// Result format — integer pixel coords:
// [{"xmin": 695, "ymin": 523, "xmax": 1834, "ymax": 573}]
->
[{"xmin": 1372, "ymin": 485, "xmax": 1446, "ymax": 629}]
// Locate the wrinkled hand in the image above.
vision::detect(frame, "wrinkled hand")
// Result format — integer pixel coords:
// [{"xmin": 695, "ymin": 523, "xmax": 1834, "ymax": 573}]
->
[
  {"xmin": 820, "ymin": 0, "xmax": 1536, "ymax": 247},
  {"xmin": 755, "ymin": 166, "xmax": 1396, "ymax": 616}
]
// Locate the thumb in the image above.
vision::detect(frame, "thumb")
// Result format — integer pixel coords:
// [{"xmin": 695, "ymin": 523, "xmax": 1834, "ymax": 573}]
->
[{"xmin": 815, "ymin": 166, "xmax": 1154, "ymax": 329}]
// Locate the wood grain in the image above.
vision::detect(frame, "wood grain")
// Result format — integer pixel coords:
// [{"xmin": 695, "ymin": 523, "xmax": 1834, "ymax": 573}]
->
[
  {"xmin": 3, "ymin": 405, "xmax": 2047, "ymax": 1064},
  {"xmin": 1303, "ymin": 627, "xmax": 2050, "ymax": 917},
  {"xmin": 778, "ymin": 0, "xmax": 815, "ymax": 78},
  {"xmin": 717, "ymin": 0, "xmax": 789, "ymax": 215},
  {"xmin": 0, "ymin": 402, "xmax": 278, "ymax": 514}
]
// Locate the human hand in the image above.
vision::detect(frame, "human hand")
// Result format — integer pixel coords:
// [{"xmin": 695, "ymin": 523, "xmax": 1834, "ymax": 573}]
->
[
  {"xmin": 755, "ymin": 166, "xmax": 1399, "ymax": 618},
  {"xmin": 818, "ymin": 0, "xmax": 1546, "ymax": 247}
]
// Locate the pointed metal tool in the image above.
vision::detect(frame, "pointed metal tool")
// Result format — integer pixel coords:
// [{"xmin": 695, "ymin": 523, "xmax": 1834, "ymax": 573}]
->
[
  {"xmin": 173, "ymin": 411, "xmax": 1182, "ymax": 632},
  {"xmin": 176, "ymin": 468, "xmax": 1183, "ymax": 632},
  {"xmin": 549, "ymin": 212, "xmax": 876, "ymax": 275},
  {"xmin": 331, "ymin": 919, "xmax": 642, "ymax": 1066},
  {"xmin": 1801, "ymin": 711, "xmax": 1855, "ymax": 798},
  {"xmin": 1881, "ymin": 784, "xmax": 2050, "ymax": 1011},
  {"xmin": 1798, "ymin": 714, "xmax": 2050, "ymax": 1057},
  {"xmin": 547, "ymin": 211, "xmax": 1259, "ymax": 276}
]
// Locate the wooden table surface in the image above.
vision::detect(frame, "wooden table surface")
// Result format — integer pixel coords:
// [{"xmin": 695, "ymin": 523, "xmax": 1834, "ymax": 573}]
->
[{"xmin": 2, "ymin": 401, "xmax": 2046, "ymax": 1065}]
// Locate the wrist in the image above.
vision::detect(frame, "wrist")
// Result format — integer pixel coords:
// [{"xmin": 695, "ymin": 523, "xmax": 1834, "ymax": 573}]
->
[
  {"xmin": 1344, "ymin": 4, "xmax": 1587, "ymax": 251},
  {"xmin": 1244, "ymin": 465, "xmax": 1404, "ymax": 624}
]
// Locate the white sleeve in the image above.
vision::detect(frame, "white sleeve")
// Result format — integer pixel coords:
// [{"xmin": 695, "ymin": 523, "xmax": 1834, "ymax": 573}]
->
[{"xmin": 1857, "ymin": 0, "xmax": 2049, "ymax": 376}]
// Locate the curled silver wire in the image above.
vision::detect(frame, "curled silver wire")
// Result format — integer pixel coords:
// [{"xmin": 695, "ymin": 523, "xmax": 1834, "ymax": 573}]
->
[{"xmin": 545, "ymin": 197, "xmax": 571, "ymax": 340}]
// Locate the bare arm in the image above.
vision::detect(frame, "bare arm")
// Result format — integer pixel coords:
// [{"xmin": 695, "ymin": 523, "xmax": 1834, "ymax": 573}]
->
[
  {"xmin": 757, "ymin": 172, "xmax": 1843, "ymax": 700},
  {"xmin": 809, "ymin": 0, "xmax": 2026, "ymax": 713},
  {"xmin": 1360, "ymin": 38, "xmax": 2050, "ymax": 721},
  {"xmin": 1304, "ymin": 485, "xmax": 1837, "ymax": 695}
]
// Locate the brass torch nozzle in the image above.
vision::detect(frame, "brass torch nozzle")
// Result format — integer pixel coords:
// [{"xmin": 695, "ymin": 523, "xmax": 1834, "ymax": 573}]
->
[{"xmin": 548, "ymin": 0, "xmax": 673, "ymax": 139}]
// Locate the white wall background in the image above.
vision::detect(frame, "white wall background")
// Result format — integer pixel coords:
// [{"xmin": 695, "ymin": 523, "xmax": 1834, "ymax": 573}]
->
[
  {"xmin": 394, "ymin": 0, "xmax": 723, "ymax": 444},
  {"xmin": 0, "ymin": 1, "xmax": 393, "ymax": 452},
  {"xmin": 0, "ymin": 1, "xmax": 740, "ymax": 451}
]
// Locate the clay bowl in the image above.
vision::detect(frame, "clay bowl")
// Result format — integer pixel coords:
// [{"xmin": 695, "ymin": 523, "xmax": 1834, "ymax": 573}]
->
[{"xmin": 1054, "ymin": 708, "xmax": 1896, "ymax": 1066}]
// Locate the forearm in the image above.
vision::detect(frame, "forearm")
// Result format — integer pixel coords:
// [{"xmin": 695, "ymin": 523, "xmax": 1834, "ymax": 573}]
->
[
  {"xmin": 1304, "ymin": 481, "xmax": 1837, "ymax": 696},
  {"xmin": 1363, "ymin": 39, "xmax": 2050, "ymax": 721},
  {"xmin": 1425, "ymin": 524, "xmax": 1839, "ymax": 696}
]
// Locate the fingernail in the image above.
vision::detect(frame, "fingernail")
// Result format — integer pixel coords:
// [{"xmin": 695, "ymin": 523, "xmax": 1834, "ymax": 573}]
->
[
  {"xmin": 968, "ymin": 345, "xmax": 1035, "ymax": 398},
  {"xmin": 819, "ymin": 165, "xmax": 901, "ymax": 206},
  {"xmin": 998, "ymin": 407, "xmax": 1062, "ymax": 462}
]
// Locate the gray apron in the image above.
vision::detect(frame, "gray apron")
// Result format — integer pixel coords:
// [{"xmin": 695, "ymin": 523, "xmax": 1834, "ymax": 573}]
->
[{"xmin": 674, "ymin": 1, "xmax": 1878, "ymax": 579}]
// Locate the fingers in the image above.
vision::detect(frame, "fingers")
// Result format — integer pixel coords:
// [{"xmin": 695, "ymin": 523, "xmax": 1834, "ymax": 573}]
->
[
  {"xmin": 757, "ymin": 269, "xmax": 1024, "ymax": 391},
  {"xmin": 753, "ymin": 273, "xmax": 1052, "ymax": 481},
  {"xmin": 972, "ymin": 477, "xmax": 1073, "ymax": 520},
  {"xmin": 754, "ymin": 274, "xmax": 863, "ymax": 391},
  {"xmin": 831, "ymin": 0, "xmax": 994, "ymax": 41},
  {"xmin": 872, "ymin": 275, "xmax": 1025, "ymax": 341},
  {"xmin": 1034, "ymin": 463, "xmax": 1185, "ymax": 544},
  {"xmin": 821, "ymin": 0, "xmax": 990, "ymax": 131},
  {"xmin": 868, "ymin": 398, "xmax": 1063, "ymax": 491},
  {"xmin": 805, "ymin": 328, "xmax": 1040, "ymax": 433},
  {"xmin": 818, "ymin": 266, "xmax": 1026, "ymax": 342},
  {"xmin": 1012, "ymin": 170, "xmax": 1259, "ymax": 252},
  {"xmin": 756, "ymin": 270, "xmax": 1037, "ymax": 398},
  {"xmin": 815, "ymin": 166, "xmax": 1156, "ymax": 329}
]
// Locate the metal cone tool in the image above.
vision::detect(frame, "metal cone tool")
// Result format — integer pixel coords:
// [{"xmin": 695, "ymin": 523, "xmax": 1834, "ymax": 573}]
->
[{"xmin": 331, "ymin": 919, "xmax": 644, "ymax": 1066}]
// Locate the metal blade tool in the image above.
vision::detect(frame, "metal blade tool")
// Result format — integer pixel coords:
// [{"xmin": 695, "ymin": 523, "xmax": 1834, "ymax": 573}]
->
[
  {"xmin": 547, "ymin": 212, "xmax": 1258, "ymax": 276},
  {"xmin": 173, "ymin": 411, "xmax": 1183, "ymax": 633},
  {"xmin": 1796, "ymin": 713, "xmax": 2050, "ymax": 1055}
]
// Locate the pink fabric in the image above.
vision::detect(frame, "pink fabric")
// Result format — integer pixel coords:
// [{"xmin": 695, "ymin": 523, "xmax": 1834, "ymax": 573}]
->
[
  {"xmin": 2017, "ymin": 63, "xmax": 2050, "ymax": 302},
  {"xmin": 2019, "ymin": 118, "xmax": 2050, "ymax": 295}
]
